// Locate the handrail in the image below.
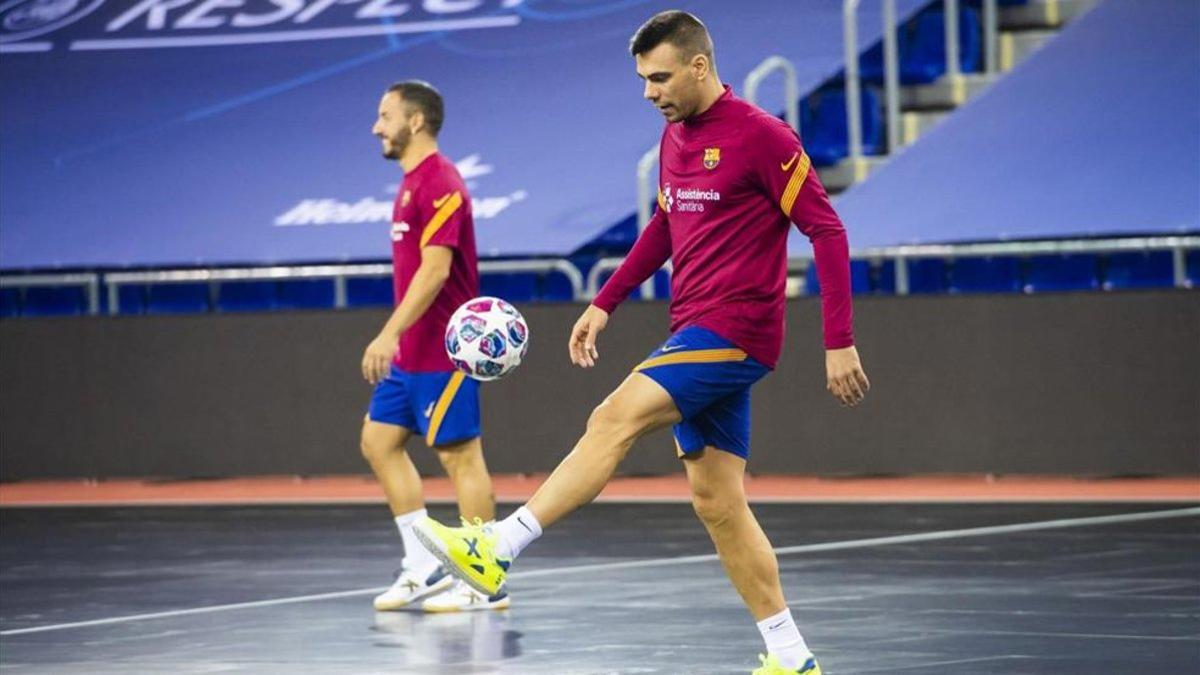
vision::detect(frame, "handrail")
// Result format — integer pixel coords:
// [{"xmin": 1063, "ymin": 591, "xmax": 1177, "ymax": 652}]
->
[
  {"xmin": 743, "ymin": 55, "xmax": 800, "ymax": 134},
  {"xmin": 944, "ymin": 0, "xmax": 961, "ymax": 79},
  {"xmin": 789, "ymin": 235, "xmax": 1200, "ymax": 295},
  {"xmin": 0, "ymin": 273, "xmax": 101, "ymax": 315},
  {"xmin": 983, "ymin": 0, "xmax": 998, "ymax": 74},
  {"xmin": 100, "ymin": 259, "xmax": 585, "ymax": 314},
  {"xmin": 585, "ymin": 257, "xmax": 673, "ymax": 300},
  {"xmin": 844, "ymin": 0, "xmax": 904, "ymax": 164}
]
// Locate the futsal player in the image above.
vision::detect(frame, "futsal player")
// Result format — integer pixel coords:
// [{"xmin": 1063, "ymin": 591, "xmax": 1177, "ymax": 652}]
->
[
  {"xmin": 361, "ymin": 80, "xmax": 509, "ymax": 613},
  {"xmin": 416, "ymin": 12, "xmax": 869, "ymax": 671}
]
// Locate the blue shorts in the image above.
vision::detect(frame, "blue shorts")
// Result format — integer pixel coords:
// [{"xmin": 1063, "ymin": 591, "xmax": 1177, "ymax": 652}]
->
[
  {"xmin": 367, "ymin": 366, "xmax": 481, "ymax": 447},
  {"xmin": 633, "ymin": 326, "xmax": 770, "ymax": 460}
]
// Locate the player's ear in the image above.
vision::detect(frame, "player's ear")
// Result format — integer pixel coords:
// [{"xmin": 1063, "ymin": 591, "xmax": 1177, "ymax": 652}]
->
[
  {"xmin": 409, "ymin": 110, "xmax": 426, "ymax": 135},
  {"xmin": 690, "ymin": 53, "xmax": 709, "ymax": 81}
]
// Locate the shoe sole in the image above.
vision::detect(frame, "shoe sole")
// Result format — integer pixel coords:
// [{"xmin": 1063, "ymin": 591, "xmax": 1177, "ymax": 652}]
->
[
  {"xmin": 413, "ymin": 521, "xmax": 500, "ymax": 597},
  {"xmin": 372, "ymin": 574, "xmax": 454, "ymax": 611},
  {"xmin": 422, "ymin": 597, "xmax": 511, "ymax": 613}
]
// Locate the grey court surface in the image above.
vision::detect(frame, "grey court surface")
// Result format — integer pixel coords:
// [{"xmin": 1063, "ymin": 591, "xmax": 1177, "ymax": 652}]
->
[{"xmin": 2, "ymin": 502, "xmax": 1198, "ymax": 674}]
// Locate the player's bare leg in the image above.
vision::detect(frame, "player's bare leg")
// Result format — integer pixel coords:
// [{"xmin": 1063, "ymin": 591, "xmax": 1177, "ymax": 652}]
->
[
  {"xmin": 525, "ymin": 372, "xmax": 680, "ymax": 527},
  {"xmin": 435, "ymin": 436, "xmax": 495, "ymax": 522},
  {"xmin": 413, "ymin": 372, "xmax": 680, "ymax": 596},
  {"xmin": 360, "ymin": 418, "xmax": 421, "ymax": 515},
  {"xmin": 681, "ymin": 446, "xmax": 785, "ymax": 620},
  {"xmin": 363, "ymin": 418, "xmax": 452, "ymax": 610}
]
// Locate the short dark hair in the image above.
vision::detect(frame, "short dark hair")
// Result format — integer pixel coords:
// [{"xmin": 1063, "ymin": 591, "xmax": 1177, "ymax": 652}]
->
[
  {"xmin": 387, "ymin": 80, "xmax": 444, "ymax": 137},
  {"xmin": 629, "ymin": 10, "xmax": 714, "ymax": 62}
]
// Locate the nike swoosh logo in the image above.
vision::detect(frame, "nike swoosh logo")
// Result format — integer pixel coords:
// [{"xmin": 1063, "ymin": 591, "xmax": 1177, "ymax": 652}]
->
[
  {"xmin": 780, "ymin": 151, "xmax": 800, "ymax": 172},
  {"xmin": 517, "ymin": 516, "xmax": 533, "ymax": 533},
  {"xmin": 433, "ymin": 192, "xmax": 454, "ymax": 208},
  {"xmin": 768, "ymin": 620, "xmax": 787, "ymax": 629},
  {"xmin": 424, "ymin": 402, "xmax": 434, "ymax": 418},
  {"xmin": 660, "ymin": 344, "xmax": 687, "ymax": 353}
]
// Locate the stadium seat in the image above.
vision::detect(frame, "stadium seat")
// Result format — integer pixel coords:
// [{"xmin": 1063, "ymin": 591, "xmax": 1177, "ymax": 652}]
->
[
  {"xmin": 277, "ymin": 279, "xmax": 336, "ymax": 310},
  {"xmin": 538, "ymin": 272, "xmax": 576, "ymax": 302},
  {"xmin": 1102, "ymin": 251, "xmax": 1174, "ymax": 290},
  {"xmin": 147, "ymin": 282, "xmax": 211, "ymax": 314},
  {"xmin": 217, "ymin": 281, "xmax": 278, "ymax": 313},
  {"xmin": 802, "ymin": 88, "xmax": 884, "ymax": 167},
  {"xmin": 114, "ymin": 285, "xmax": 148, "ymax": 315},
  {"xmin": 907, "ymin": 258, "xmax": 949, "ymax": 294},
  {"xmin": 1, "ymin": 287, "xmax": 21, "ymax": 317},
  {"xmin": 652, "ymin": 269, "xmax": 672, "ymax": 299},
  {"xmin": 481, "ymin": 272, "xmax": 538, "ymax": 304},
  {"xmin": 949, "ymin": 256, "xmax": 1021, "ymax": 293},
  {"xmin": 1186, "ymin": 249, "xmax": 1200, "ymax": 289},
  {"xmin": 22, "ymin": 286, "xmax": 87, "ymax": 317},
  {"xmin": 346, "ymin": 277, "xmax": 393, "ymax": 308},
  {"xmin": 805, "ymin": 259, "xmax": 873, "ymax": 295},
  {"xmin": 860, "ymin": 7, "xmax": 982, "ymax": 85},
  {"xmin": 1023, "ymin": 254, "xmax": 1099, "ymax": 293}
]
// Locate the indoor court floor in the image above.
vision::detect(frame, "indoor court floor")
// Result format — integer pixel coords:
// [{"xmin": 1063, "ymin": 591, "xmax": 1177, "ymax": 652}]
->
[{"xmin": 2, "ymin": 501, "xmax": 1198, "ymax": 674}]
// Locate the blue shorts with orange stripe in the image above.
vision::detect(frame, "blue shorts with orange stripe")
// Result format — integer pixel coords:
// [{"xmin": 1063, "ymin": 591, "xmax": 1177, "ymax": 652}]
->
[
  {"xmin": 633, "ymin": 326, "xmax": 770, "ymax": 460},
  {"xmin": 368, "ymin": 366, "xmax": 480, "ymax": 446}
]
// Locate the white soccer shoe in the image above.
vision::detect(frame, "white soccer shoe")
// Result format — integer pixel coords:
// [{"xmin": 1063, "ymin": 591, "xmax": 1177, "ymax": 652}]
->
[
  {"xmin": 421, "ymin": 579, "xmax": 511, "ymax": 613},
  {"xmin": 373, "ymin": 565, "xmax": 454, "ymax": 611}
]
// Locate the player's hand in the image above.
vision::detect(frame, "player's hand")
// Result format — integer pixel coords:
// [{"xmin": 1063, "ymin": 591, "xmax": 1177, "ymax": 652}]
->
[
  {"xmin": 362, "ymin": 333, "xmax": 398, "ymax": 385},
  {"xmin": 569, "ymin": 304, "xmax": 609, "ymax": 368},
  {"xmin": 826, "ymin": 345, "xmax": 869, "ymax": 406}
]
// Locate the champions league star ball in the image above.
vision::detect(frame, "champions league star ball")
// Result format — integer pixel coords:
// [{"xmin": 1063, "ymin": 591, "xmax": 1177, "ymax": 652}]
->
[{"xmin": 445, "ymin": 296, "xmax": 529, "ymax": 381}]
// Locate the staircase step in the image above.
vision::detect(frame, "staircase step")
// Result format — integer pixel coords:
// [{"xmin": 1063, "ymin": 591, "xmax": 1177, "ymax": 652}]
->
[
  {"xmin": 900, "ymin": 110, "xmax": 950, "ymax": 146},
  {"xmin": 1000, "ymin": 0, "xmax": 1097, "ymax": 30},
  {"xmin": 999, "ymin": 29, "xmax": 1057, "ymax": 71},
  {"xmin": 817, "ymin": 156, "xmax": 886, "ymax": 192},
  {"xmin": 901, "ymin": 73, "xmax": 995, "ymax": 110}
]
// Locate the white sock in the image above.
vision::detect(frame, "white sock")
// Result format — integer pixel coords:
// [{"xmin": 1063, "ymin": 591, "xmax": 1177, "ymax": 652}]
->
[
  {"xmin": 757, "ymin": 608, "xmax": 812, "ymax": 670},
  {"xmin": 494, "ymin": 505, "xmax": 542, "ymax": 560},
  {"xmin": 394, "ymin": 508, "xmax": 439, "ymax": 574}
]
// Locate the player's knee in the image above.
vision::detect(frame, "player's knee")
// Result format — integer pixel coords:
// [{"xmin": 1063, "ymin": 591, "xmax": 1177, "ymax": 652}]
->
[
  {"xmin": 691, "ymin": 489, "xmax": 738, "ymax": 529},
  {"xmin": 360, "ymin": 426, "xmax": 393, "ymax": 464},
  {"xmin": 586, "ymin": 397, "xmax": 641, "ymax": 443}
]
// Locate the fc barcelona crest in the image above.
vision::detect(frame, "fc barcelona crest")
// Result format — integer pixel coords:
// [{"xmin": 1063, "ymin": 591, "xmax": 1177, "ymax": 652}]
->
[
  {"xmin": 401, "ymin": 190, "xmax": 412, "ymax": 207},
  {"xmin": 703, "ymin": 147, "xmax": 721, "ymax": 170}
]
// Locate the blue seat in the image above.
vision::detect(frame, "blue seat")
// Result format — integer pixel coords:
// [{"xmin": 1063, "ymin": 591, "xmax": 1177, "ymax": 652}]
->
[
  {"xmin": 1024, "ymin": 254, "xmax": 1099, "ymax": 293},
  {"xmin": 346, "ymin": 277, "xmax": 393, "ymax": 308},
  {"xmin": 217, "ymin": 281, "xmax": 278, "ymax": 312},
  {"xmin": 652, "ymin": 269, "xmax": 672, "ymax": 299},
  {"xmin": 949, "ymin": 256, "xmax": 1021, "ymax": 293},
  {"xmin": 22, "ymin": 286, "xmax": 86, "ymax": 316},
  {"xmin": 805, "ymin": 260, "xmax": 872, "ymax": 295},
  {"xmin": 147, "ymin": 282, "xmax": 211, "ymax": 314},
  {"xmin": 861, "ymin": 7, "xmax": 982, "ymax": 85},
  {"xmin": 802, "ymin": 88, "xmax": 884, "ymax": 167},
  {"xmin": 113, "ymin": 284, "xmax": 148, "ymax": 315},
  {"xmin": 481, "ymin": 272, "xmax": 538, "ymax": 304},
  {"xmin": 278, "ymin": 279, "xmax": 335, "ymax": 310},
  {"xmin": 1, "ymin": 287, "xmax": 21, "ymax": 317},
  {"xmin": 539, "ymin": 271, "xmax": 576, "ymax": 302},
  {"xmin": 907, "ymin": 258, "xmax": 948, "ymax": 294},
  {"xmin": 874, "ymin": 259, "xmax": 897, "ymax": 294},
  {"xmin": 1186, "ymin": 249, "xmax": 1200, "ymax": 289},
  {"xmin": 1103, "ymin": 251, "xmax": 1174, "ymax": 290}
]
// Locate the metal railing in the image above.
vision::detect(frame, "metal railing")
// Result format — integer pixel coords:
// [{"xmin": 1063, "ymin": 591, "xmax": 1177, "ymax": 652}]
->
[
  {"xmin": 844, "ymin": 0, "xmax": 906, "ymax": 164},
  {"xmin": 586, "ymin": 257, "xmax": 673, "ymax": 300},
  {"xmin": 99, "ymin": 259, "xmax": 585, "ymax": 314},
  {"xmin": 591, "ymin": 236, "xmax": 1199, "ymax": 298},
  {"xmin": 743, "ymin": 55, "xmax": 800, "ymax": 134},
  {"xmin": 0, "ymin": 273, "xmax": 101, "ymax": 315},
  {"xmin": 804, "ymin": 236, "xmax": 1200, "ymax": 295}
]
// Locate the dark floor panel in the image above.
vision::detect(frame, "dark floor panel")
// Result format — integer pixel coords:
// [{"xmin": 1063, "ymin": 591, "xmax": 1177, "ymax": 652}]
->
[{"xmin": 1, "ymin": 504, "xmax": 1197, "ymax": 673}]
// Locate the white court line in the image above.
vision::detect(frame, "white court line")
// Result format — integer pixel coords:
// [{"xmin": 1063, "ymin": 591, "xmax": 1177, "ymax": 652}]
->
[
  {"xmin": 69, "ymin": 16, "xmax": 519, "ymax": 51},
  {"xmin": 2, "ymin": 506, "xmax": 1196, "ymax": 637}
]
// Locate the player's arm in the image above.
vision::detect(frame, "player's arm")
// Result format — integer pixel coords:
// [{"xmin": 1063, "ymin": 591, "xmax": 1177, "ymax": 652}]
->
[
  {"xmin": 573, "ymin": 205, "xmax": 672, "ymax": 368},
  {"xmin": 756, "ymin": 121, "xmax": 869, "ymax": 406},
  {"xmin": 362, "ymin": 245, "xmax": 454, "ymax": 384}
]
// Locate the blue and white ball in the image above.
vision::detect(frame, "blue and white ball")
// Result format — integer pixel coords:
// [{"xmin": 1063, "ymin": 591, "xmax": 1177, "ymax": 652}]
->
[{"xmin": 445, "ymin": 296, "xmax": 529, "ymax": 381}]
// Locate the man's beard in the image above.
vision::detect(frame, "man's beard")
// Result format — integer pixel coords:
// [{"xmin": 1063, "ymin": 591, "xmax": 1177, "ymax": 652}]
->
[{"xmin": 382, "ymin": 129, "xmax": 410, "ymax": 160}]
